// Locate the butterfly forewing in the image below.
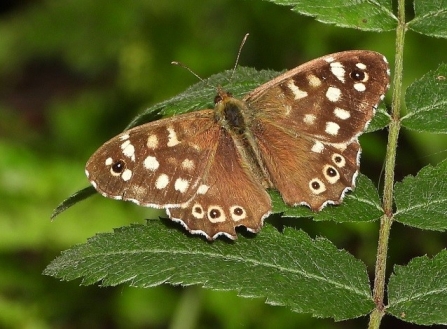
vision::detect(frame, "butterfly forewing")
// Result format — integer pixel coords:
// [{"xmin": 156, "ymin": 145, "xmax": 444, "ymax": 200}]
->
[
  {"xmin": 245, "ymin": 51, "xmax": 389, "ymax": 143},
  {"xmin": 86, "ymin": 111, "xmax": 218, "ymax": 208}
]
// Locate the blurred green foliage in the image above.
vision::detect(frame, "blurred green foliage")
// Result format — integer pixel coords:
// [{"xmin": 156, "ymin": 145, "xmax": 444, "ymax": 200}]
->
[{"xmin": 1, "ymin": 0, "xmax": 446, "ymax": 328}]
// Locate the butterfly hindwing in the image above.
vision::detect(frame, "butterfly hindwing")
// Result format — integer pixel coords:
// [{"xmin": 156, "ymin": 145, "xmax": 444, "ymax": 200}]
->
[
  {"xmin": 167, "ymin": 129, "xmax": 271, "ymax": 239},
  {"xmin": 252, "ymin": 121, "xmax": 360, "ymax": 210}
]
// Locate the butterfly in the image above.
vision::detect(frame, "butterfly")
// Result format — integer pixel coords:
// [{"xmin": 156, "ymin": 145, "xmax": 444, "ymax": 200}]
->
[{"xmin": 85, "ymin": 50, "xmax": 389, "ymax": 240}]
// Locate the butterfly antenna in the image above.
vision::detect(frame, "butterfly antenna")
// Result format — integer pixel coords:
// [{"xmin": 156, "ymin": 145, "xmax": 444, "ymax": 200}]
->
[
  {"xmin": 230, "ymin": 33, "xmax": 249, "ymax": 81},
  {"xmin": 171, "ymin": 61, "xmax": 205, "ymax": 83}
]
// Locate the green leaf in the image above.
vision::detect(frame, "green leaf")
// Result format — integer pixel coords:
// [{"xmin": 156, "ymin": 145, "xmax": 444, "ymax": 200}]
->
[
  {"xmin": 264, "ymin": 0, "xmax": 397, "ymax": 32},
  {"xmin": 273, "ymin": 174, "xmax": 383, "ymax": 222},
  {"xmin": 387, "ymin": 250, "xmax": 447, "ymax": 325},
  {"xmin": 408, "ymin": 1, "xmax": 447, "ymax": 38},
  {"xmin": 51, "ymin": 186, "xmax": 96, "ymax": 219},
  {"xmin": 394, "ymin": 159, "xmax": 447, "ymax": 231},
  {"xmin": 124, "ymin": 68, "xmax": 280, "ymax": 130},
  {"xmin": 366, "ymin": 105, "xmax": 390, "ymax": 133},
  {"xmin": 402, "ymin": 64, "xmax": 447, "ymax": 134},
  {"xmin": 44, "ymin": 222, "xmax": 374, "ymax": 320}
]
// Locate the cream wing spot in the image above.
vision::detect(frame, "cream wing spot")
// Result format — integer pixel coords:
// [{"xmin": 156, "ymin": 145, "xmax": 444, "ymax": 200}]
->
[
  {"xmin": 325, "ymin": 122, "xmax": 340, "ymax": 136},
  {"xmin": 147, "ymin": 134, "xmax": 158, "ymax": 149},
  {"xmin": 332, "ymin": 143, "xmax": 348, "ymax": 152},
  {"xmin": 167, "ymin": 127, "xmax": 180, "ymax": 147},
  {"xmin": 121, "ymin": 169, "xmax": 132, "ymax": 181},
  {"xmin": 230, "ymin": 206, "xmax": 246, "ymax": 222},
  {"xmin": 333, "ymin": 107, "xmax": 351, "ymax": 120},
  {"xmin": 303, "ymin": 114, "xmax": 316, "ymax": 125},
  {"xmin": 307, "ymin": 74, "xmax": 322, "ymax": 87},
  {"xmin": 121, "ymin": 140, "xmax": 130, "ymax": 149},
  {"xmin": 121, "ymin": 140, "xmax": 136, "ymax": 161},
  {"xmin": 197, "ymin": 184, "xmax": 210, "ymax": 195},
  {"xmin": 309, "ymin": 179, "xmax": 326, "ymax": 195},
  {"xmin": 326, "ymin": 87, "xmax": 341, "ymax": 102},
  {"xmin": 311, "ymin": 141, "xmax": 325, "ymax": 153},
  {"xmin": 287, "ymin": 80, "xmax": 308, "ymax": 99},
  {"xmin": 208, "ymin": 206, "xmax": 226, "ymax": 223},
  {"xmin": 144, "ymin": 156, "xmax": 159, "ymax": 171},
  {"xmin": 155, "ymin": 174, "xmax": 169, "ymax": 189},
  {"xmin": 174, "ymin": 178, "xmax": 190, "ymax": 193},
  {"xmin": 119, "ymin": 134, "xmax": 130, "ymax": 141},
  {"xmin": 181, "ymin": 158, "xmax": 195, "ymax": 171},
  {"xmin": 356, "ymin": 62, "xmax": 367, "ymax": 70},
  {"xmin": 330, "ymin": 62, "xmax": 346, "ymax": 83},
  {"xmin": 354, "ymin": 83, "xmax": 366, "ymax": 92},
  {"xmin": 105, "ymin": 157, "xmax": 113, "ymax": 166},
  {"xmin": 324, "ymin": 56, "xmax": 335, "ymax": 63}
]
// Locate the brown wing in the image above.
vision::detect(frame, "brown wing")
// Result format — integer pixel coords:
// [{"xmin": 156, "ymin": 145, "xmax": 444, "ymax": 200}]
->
[
  {"xmin": 252, "ymin": 122, "xmax": 360, "ymax": 210},
  {"xmin": 245, "ymin": 51, "xmax": 389, "ymax": 144},
  {"xmin": 86, "ymin": 110, "xmax": 219, "ymax": 208},
  {"xmin": 244, "ymin": 51, "xmax": 389, "ymax": 209},
  {"xmin": 167, "ymin": 129, "xmax": 271, "ymax": 240},
  {"xmin": 86, "ymin": 109, "xmax": 271, "ymax": 239}
]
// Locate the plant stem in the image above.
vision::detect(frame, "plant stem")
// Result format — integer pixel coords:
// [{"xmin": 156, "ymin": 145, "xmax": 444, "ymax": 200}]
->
[
  {"xmin": 368, "ymin": 0, "xmax": 406, "ymax": 328},
  {"xmin": 169, "ymin": 286, "xmax": 202, "ymax": 329}
]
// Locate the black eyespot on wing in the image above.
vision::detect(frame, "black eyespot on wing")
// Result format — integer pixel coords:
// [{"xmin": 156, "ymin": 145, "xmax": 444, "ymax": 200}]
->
[
  {"xmin": 327, "ymin": 167, "xmax": 337, "ymax": 177},
  {"xmin": 209, "ymin": 208, "xmax": 221, "ymax": 219},
  {"xmin": 111, "ymin": 160, "xmax": 126, "ymax": 174},
  {"xmin": 350, "ymin": 69, "xmax": 365, "ymax": 81}
]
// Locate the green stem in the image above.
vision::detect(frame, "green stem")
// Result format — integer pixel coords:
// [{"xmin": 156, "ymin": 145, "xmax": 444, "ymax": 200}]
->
[
  {"xmin": 368, "ymin": 0, "xmax": 406, "ymax": 328},
  {"xmin": 169, "ymin": 286, "xmax": 202, "ymax": 329}
]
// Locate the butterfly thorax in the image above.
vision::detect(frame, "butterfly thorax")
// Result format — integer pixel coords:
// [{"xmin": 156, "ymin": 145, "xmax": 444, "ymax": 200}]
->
[
  {"xmin": 214, "ymin": 90, "xmax": 273, "ymax": 189},
  {"xmin": 214, "ymin": 91, "xmax": 247, "ymax": 135}
]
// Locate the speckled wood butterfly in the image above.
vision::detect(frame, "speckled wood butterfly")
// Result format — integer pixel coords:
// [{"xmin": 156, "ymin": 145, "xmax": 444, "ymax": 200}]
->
[{"xmin": 86, "ymin": 50, "xmax": 389, "ymax": 240}]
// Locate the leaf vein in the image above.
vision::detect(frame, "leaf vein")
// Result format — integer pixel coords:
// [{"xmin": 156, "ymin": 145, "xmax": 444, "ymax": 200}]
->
[{"xmin": 85, "ymin": 248, "xmax": 370, "ymax": 298}]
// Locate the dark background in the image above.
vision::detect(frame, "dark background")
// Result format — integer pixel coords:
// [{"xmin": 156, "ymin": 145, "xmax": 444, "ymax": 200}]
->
[{"xmin": 1, "ymin": 0, "xmax": 447, "ymax": 328}]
